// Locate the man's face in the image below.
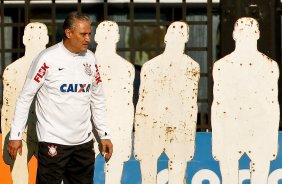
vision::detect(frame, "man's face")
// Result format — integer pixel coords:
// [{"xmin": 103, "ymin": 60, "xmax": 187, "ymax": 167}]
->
[{"xmin": 67, "ymin": 19, "xmax": 91, "ymax": 53}]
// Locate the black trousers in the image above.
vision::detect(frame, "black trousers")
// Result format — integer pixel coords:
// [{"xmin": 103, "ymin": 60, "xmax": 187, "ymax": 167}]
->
[{"xmin": 36, "ymin": 140, "xmax": 95, "ymax": 184}]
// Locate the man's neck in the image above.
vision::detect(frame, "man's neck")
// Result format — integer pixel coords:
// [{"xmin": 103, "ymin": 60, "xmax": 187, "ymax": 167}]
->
[{"xmin": 63, "ymin": 40, "xmax": 79, "ymax": 54}]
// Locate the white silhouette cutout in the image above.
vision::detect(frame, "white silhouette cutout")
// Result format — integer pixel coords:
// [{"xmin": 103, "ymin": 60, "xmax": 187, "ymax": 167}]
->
[
  {"xmin": 1, "ymin": 22, "xmax": 48, "ymax": 184},
  {"xmin": 94, "ymin": 20, "xmax": 135, "ymax": 184},
  {"xmin": 134, "ymin": 21, "xmax": 200, "ymax": 184},
  {"xmin": 212, "ymin": 17, "xmax": 280, "ymax": 184}
]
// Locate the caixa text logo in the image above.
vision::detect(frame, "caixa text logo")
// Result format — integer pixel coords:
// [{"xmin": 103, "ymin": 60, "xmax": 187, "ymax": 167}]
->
[
  {"xmin": 157, "ymin": 169, "xmax": 282, "ymax": 184},
  {"xmin": 60, "ymin": 83, "xmax": 91, "ymax": 93}
]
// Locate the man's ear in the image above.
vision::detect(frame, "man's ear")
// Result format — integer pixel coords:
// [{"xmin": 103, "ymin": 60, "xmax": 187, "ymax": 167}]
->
[{"xmin": 65, "ymin": 29, "xmax": 72, "ymax": 39}]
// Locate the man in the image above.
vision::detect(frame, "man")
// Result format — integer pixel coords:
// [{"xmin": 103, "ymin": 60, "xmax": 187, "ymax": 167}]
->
[{"xmin": 7, "ymin": 12, "xmax": 113, "ymax": 184}]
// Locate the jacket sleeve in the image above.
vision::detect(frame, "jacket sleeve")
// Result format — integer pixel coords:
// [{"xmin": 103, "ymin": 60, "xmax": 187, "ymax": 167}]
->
[
  {"xmin": 90, "ymin": 63, "xmax": 111, "ymax": 139},
  {"xmin": 9, "ymin": 54, "xmax": 48, "ymax": 140}
]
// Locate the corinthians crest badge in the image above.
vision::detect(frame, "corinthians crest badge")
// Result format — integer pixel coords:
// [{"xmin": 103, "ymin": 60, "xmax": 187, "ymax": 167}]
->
[
  {"xmin": 83, "ymin": 63, "xmax": 93, "ymax": 76},
  {"xmin": 48, "ymin": 145, "xmax": 58, "ymax": 157}
]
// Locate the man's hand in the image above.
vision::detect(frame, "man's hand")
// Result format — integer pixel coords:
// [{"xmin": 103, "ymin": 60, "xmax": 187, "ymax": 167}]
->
[
  {"xmin": 99, "ymin": 139, "xmax": 113, "ymax": 162},
  {"xmin": 7, "ymin": 140, "xmax": 22, "ymax": 160}
]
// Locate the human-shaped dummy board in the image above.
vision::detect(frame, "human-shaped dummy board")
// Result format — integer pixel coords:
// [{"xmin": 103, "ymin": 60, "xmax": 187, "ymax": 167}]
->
[
  {"xmin": 1, "ymin": 22, "xmax": 48, "ymax": 184},
  {"xmin": 211, "ymin": 17, "xmax": 280, "ymax": 184},
  {"xmin": 94, "ymin": 21, "xmax": 135, "ymax": 183},
  {"xmin": 134, "ymin": 21, "xmax": 200, "ymax": 184}
]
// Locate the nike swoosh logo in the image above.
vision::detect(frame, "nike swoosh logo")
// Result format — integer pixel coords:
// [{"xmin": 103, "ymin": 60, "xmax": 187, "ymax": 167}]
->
[{"xmin": 58, "ymin": 68, "xmax": 64, "ymax": 71}]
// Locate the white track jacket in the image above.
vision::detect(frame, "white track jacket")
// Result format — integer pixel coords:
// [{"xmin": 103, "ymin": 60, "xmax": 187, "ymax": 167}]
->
[{"xmin": 9, "ymin": 42, "xmax": 110, "ymax": 145}]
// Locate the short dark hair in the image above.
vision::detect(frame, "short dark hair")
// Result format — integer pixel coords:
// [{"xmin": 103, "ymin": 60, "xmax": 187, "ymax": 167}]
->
[{"xmin": 63, "ymin": 11, "xmax": 91, "ymax": 40}]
